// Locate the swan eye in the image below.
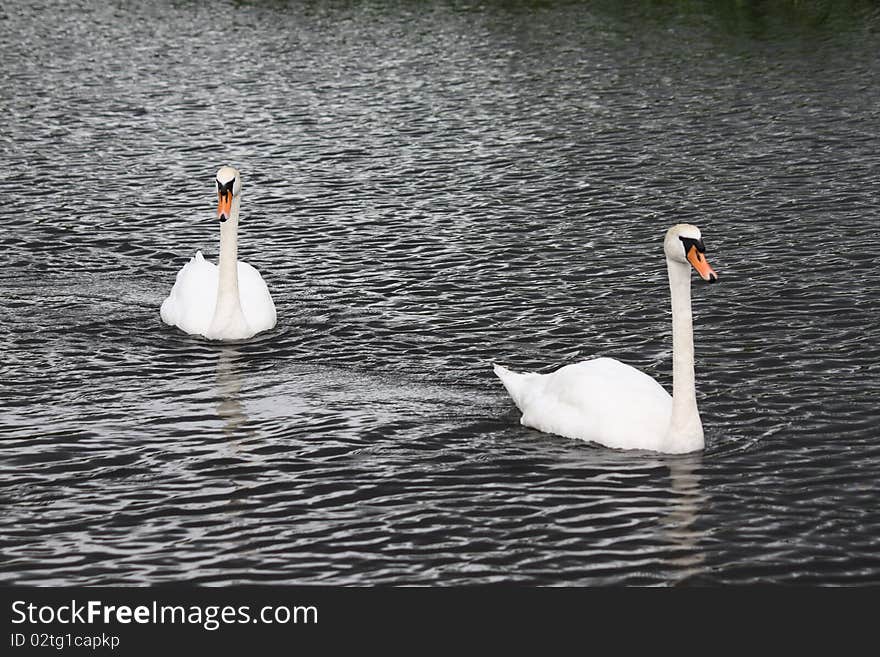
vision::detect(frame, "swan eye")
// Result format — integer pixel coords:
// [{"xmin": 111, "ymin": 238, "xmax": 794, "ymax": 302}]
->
[
  {"xmin": 679, "ymin": 236, "xmax": 706, "ymax": 257},
  {"xmin": 216, "ymin": 179, "xmax": 235, "ymax": 197}
]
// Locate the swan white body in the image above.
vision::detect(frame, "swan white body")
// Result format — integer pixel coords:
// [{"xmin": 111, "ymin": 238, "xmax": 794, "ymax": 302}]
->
[
  {"xmin": 494, "ymin": 359, "xmax": 673, "ymax": 451},
  {"xmin": 161, "ymin": 167, "xmax": 276, "ymax": 341},
  {"xmin": 160, "ymin": 251, "xmax": 275, "ymax": 340},
  {"xmin": 494, "ymin": 224, "xmax": 718, "ymax": 454}
]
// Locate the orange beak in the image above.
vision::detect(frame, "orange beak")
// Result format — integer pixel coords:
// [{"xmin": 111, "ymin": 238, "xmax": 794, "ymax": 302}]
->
[
  {"xmin": 686, "ymin": 245, "xmax": 718, "ymax": 283},
  {"xmin": 217, "ymin": 191, "xmax": 232, "ymax": 222}
]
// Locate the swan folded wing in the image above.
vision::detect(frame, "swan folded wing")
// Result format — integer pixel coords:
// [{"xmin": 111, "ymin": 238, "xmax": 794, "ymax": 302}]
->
[
  {"xmin": 160, "ymin": 251, "xmax": 218, "ymax": 336},
  {"xmin": 519, "ymin": 358, "xmax": 672, "ymax": 450},
  {"xmin": 236, "ymin": 260, "xmax": 277, "ymax": 334}
]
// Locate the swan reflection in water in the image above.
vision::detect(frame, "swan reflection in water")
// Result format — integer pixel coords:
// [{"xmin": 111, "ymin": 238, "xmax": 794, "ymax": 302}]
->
[
  {"xmin": 659, "ymin": 454, "xmax": 707, "ymax": 584},
  {"xmin": 562, "ymin": 446, "xmax": 708, "ymax": 584},
  {"xmin": 214, "ymin": 345, "xmax": 247, "ymax": 440}
]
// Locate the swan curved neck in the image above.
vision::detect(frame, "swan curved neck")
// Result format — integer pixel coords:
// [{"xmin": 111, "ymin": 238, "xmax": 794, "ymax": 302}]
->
[
  {"xmin": 209, "ymin": 196, "xmax": 249, "ymax": 336},
  {"xmin": 664, "ymin": 257, "xmax": 704, "ymax": 452}
]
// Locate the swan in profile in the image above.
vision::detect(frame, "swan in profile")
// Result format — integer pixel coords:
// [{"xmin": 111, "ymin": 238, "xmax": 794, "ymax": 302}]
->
[
  {"xmin": 494, "ymin": 224, "xmax": 718, "ymax": 454},
  {"xmin": 160, "ymin": 166, "xmax": 276, "ymax": 341}
]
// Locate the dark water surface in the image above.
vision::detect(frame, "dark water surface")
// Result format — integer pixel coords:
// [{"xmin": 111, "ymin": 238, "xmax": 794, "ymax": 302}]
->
[{"xmin": 2, "ymin": 0, "xmax": 879, "ymax": 585}]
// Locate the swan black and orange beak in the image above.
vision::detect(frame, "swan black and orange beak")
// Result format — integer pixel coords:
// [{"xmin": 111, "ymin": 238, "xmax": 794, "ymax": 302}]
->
[
  {"xmin": 686, "ymin": 244, "xmax": 718, "ymax": 283},
  {"xmin": 216, "ymin": 176, "xmax": 236, "ymax": 222},
  {"xmin": 217, "ymin": 188, "xmax": 232, "ymax": 223}
]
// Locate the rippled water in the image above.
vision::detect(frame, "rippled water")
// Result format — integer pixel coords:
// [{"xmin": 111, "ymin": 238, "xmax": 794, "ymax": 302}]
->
[{"xmin": 2, "ymin": 0, "xmax": 880, "ymax": 585}]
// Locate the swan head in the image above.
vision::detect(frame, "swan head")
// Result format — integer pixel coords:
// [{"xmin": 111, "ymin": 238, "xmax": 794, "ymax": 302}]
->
[
  {"xmin": 215, "ymin": 166, "xmax": 241, "ymax": 223},
  {"xmin": 664, "ymin": 224, "xmax": 718, "ymax": 283}
]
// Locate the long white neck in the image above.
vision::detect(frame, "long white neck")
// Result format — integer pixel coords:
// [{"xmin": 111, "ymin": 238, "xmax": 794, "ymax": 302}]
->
[
  {"xmin": 663, "ymin": 257, "xmax": 704, "ymax": 452},
  {"xmin": 208, "ymin": 196, "xmax": 250, "ymax": 338}
]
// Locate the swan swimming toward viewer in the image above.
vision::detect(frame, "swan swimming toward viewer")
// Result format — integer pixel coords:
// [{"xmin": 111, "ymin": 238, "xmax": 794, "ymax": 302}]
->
[
  {"xmin": 160, "ymin": 167, "xmax": 276, "ymax": 341},
  {"xmin": 494, "ymin": 224, "xmax": 718, "ymax": 454}
]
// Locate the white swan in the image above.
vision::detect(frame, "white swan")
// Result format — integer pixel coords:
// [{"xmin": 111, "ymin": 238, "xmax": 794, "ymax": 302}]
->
[
  {"xmin": 494, "ymin": 224, "xmax": 718, "ymax": 454},
  {"xmin": 160, "ymin": 166, "xmax": 276, "ymax": 341}
]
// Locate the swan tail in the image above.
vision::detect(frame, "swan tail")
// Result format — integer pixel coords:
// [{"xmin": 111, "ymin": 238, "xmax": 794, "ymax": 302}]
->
[{"xmin": 493, "ymin": 363, "xmax": 533, "ymax": 410}]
